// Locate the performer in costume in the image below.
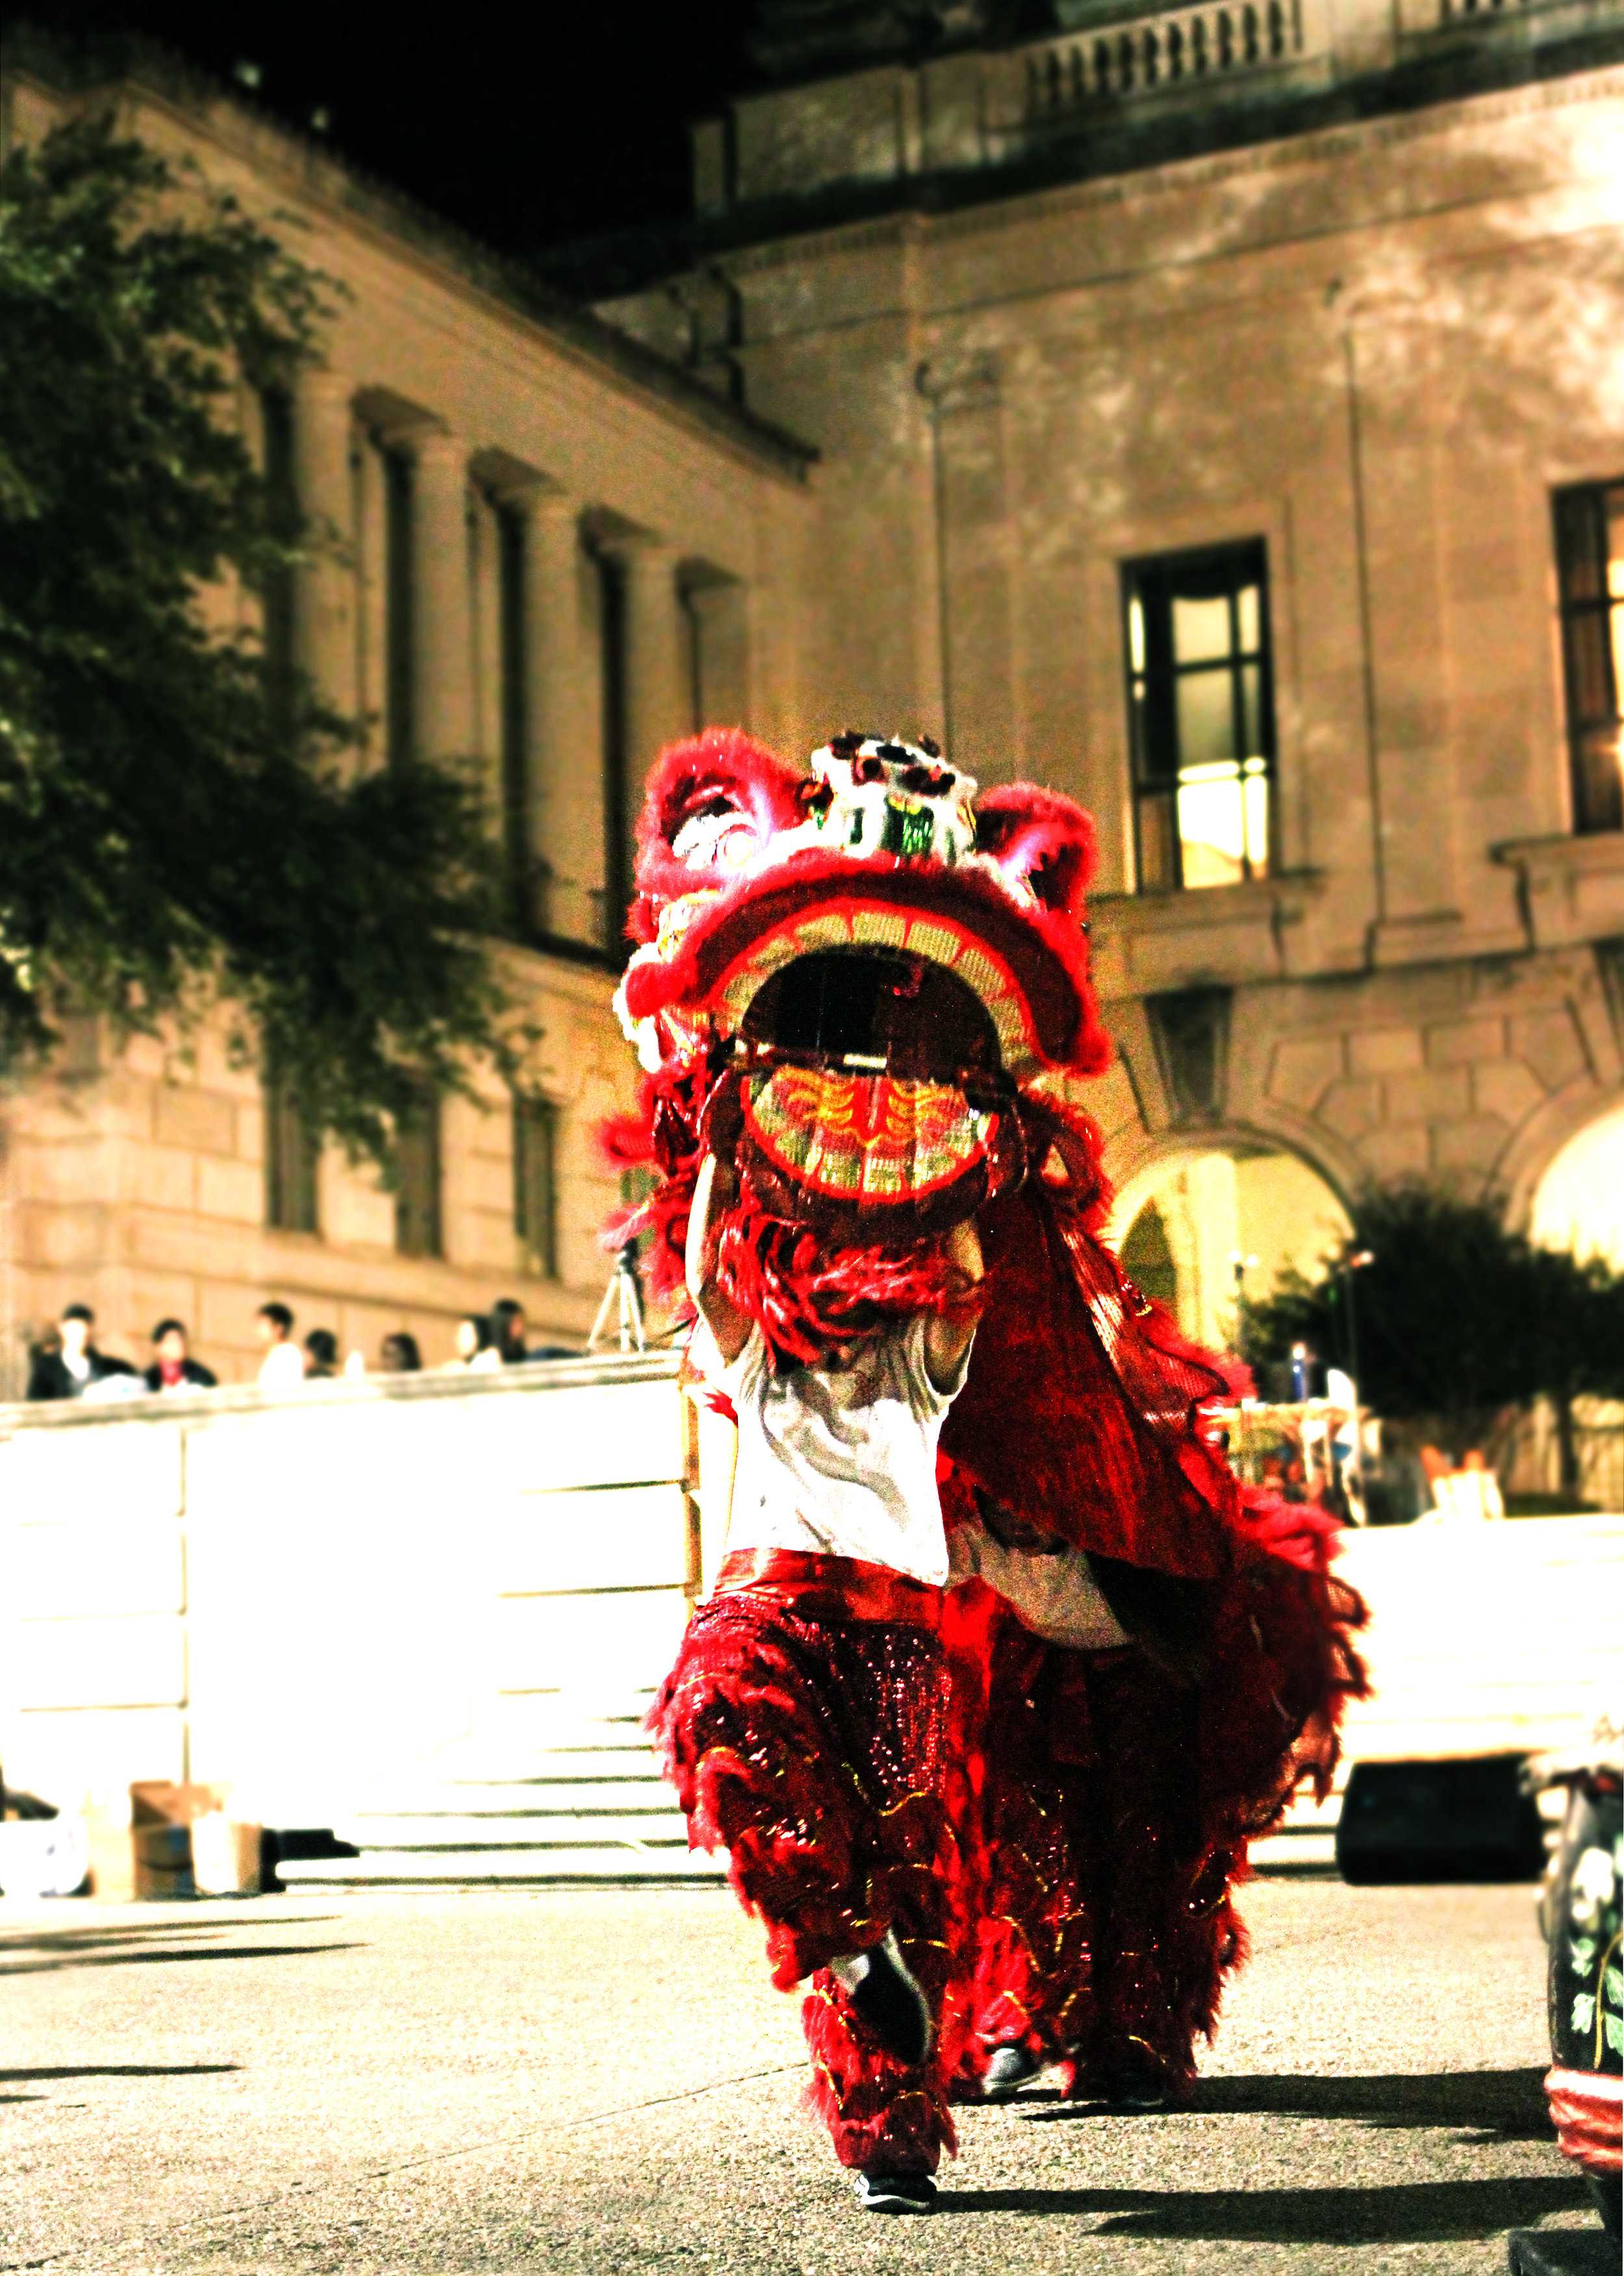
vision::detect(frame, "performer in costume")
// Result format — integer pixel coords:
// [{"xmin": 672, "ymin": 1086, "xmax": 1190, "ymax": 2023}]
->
[{"xmin": 608, "ymin": 725, "xmax": 1366, "ymax": 2212}]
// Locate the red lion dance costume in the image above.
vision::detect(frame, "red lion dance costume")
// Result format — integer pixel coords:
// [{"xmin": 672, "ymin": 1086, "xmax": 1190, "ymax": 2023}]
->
[{"xmin": 605, "ymin": 728, "xmax": 1366, "ymax": 2210}]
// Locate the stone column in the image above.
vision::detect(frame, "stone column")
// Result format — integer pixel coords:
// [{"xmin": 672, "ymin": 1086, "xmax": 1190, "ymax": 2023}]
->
[
  {"xmin": 410, "ymin": 429, "xmax": 476, "ymax": 765},
  {"xmin": 618, "ymin": 537, "xmax": 687, "ymax": 790},
  {"xmin": 518, "ymin": 488, "xmax": 590, "ymax": 940},
  {"xmin": 290, "ymin": 366, "xmax": 357, "ymax": 717}
]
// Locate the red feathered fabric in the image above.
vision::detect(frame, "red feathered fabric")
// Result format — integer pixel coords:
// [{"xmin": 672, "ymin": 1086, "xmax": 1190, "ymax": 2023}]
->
[
  {"xmin": 651, "ymin": 1584, "xmax": 970, "ymax": 2173},
  {"xmin": 975, "ymin": 781, "xmax": 1098, "ymax": 921},
  {"xmin": 627, "ymin": 728, "xmax": 804, "ymax": 945},
  {"xmin": 943, "ymin": 1179, "xmax": 1235, "ymax": 1578}
]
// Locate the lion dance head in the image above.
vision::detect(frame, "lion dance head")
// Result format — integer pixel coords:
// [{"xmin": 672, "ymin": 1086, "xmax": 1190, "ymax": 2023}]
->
[{"xmin": 605, "ymin": 726, "xmax": 1115, "ymax": 1366}]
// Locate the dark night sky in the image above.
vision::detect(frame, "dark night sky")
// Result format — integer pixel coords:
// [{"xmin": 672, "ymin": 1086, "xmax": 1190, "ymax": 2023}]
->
[{"xmin": 23, "ymin": 3, "xmax": 762, "ymax": 262}]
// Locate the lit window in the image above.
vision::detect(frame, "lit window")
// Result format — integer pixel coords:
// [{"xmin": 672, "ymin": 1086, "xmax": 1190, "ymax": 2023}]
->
[
  {"xmin": 1122, "ymin": 542, "xmax": 1275, "ymax": 891},
  {"xmin": 1553, "ymin": 480, "xmax": 1624, "ymax": 835},
  {"xmin": 513, "ymin": 1094, "xmax": 559, "ymax": 1280}
]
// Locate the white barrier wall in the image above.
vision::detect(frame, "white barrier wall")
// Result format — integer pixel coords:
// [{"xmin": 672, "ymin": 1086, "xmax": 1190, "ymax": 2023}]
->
[
  {"xmin": 1335, "ymin": 1515, "xmax": 1624, "ymax": 1765},
  {"xmin": 0, "ymin": 1356, "xmax": 695, "ymax": 1825},
  {"xmin": 3, "ymin": 1363, "xmax": 1618, "ymax": 1847}
]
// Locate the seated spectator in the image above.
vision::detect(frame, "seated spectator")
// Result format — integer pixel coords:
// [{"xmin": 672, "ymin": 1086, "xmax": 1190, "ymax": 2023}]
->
[
  {"xmin": 26, "ymin": 1303, "xmax": 135, "ymax": 1401},
  {"xmin": 303, "ymin": 1328, "xmax": 340, "ymax": 1380},
  {"xmin": 444, "ymin": 1314, "xmax": 501, "ymax": 1374},
  {"xmin": 490, "ymin": 1298, "xmax": 531, "ymax": 1365},
  {"xmin": 144, "ymin": 1320, "xmax": 218, "ymax": 1394},
  {"xmin": 379, "ymin": 1331, "xmax": 422, "ymax": 1374},
  {"xmin": 255, "ymin": 1301, "xmax": 305, "ymax": 1392}
]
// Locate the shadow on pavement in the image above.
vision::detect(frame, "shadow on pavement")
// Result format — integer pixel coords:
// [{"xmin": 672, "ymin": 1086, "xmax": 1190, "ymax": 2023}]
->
[
  {"xmin": 0, "ymin": 1915, "xmax": 340, "ymax": 1954},
  {"xmin": 0, "ymin": 2065, "xmax": 241, "ymax": 2081},
  {"xmin": 939, "ymin": 2174, "xmax": 1588, "ymax": 2240},
  {"xmin": 0, "ymin": 1922, "xmax": 360, "ymax": 1976},
  {"xmin": 1020, "ymin": 2066, "xmax": 1551, "ymax": 2144}
]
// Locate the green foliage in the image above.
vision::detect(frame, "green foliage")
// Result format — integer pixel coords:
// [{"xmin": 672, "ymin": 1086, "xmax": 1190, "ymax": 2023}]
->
[
  {"xmin": 1245, "ymin": 1183, "xmax": 1624, "ymax": 1455},
  {"xmin": 0, "ymin": 115, "xmax": 513, "ymax": 1158}
]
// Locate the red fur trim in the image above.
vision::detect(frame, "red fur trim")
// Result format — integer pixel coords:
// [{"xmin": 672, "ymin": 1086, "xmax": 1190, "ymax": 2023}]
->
[
  {"xmin": 628, "ymin": 728, "xmax": 803, "ymax": 944},
  {"xmin": 715, "ymin": 1179, "xmax": 972, "ymax": 1370},
  {"xmin": 802, "ymin": 1975, "xmax": 957, "ymax": 2173},
  {"xmin": 974, "ymin": 782, "xmax": 1097, "ymax": 922},
  {"xmin": 620, "ymin": 845, "xmax": 1112, "ymax": 1081}
]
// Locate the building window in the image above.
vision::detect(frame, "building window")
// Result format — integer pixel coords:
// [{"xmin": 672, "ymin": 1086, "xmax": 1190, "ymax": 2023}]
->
[
  {"xmin": 1553, "ymin": 480, "xmax": 1624, "ymax": 835},
  {"xmin": 496, "ymin": 504, "xmax": 534, "ymax": 932},
  {"xmin": 596, "ymin": 548, "xmax": 631, "ymax": 958},
  {"xmin": 258, "ymin": 387, "xmax": 297, "ymax": 726},
  {"xmin": 383, "ymin": 447, "xmax": 416, "ymax": 769},
  {"xmin": 264, "ymin": 1075, "xmax": 320, "ymax": 1235},
  {"xmin": 513, "ymin": 1094, "xmax": 559, "ymax": 1279},
  {"xmin": 394, "ymin": 1085, "xmax": 442, "ymax": 1259},
  {"xmin": 1123, "ymin": 541, "xmax": 1275, "ymax": 891}
]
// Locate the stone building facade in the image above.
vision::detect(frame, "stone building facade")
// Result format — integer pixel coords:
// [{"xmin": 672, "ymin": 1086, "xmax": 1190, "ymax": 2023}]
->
[
  {"xmin": 5, "ymin": 4, "xmax": 1624, "ymax": 1384},
  {"xmin": 593, "ymin": 0, "xmax": 1624, "ymax": 1344},
  {"xmin": 0, "ymin": 49, "xmax": 816, "ymax": 1388}
]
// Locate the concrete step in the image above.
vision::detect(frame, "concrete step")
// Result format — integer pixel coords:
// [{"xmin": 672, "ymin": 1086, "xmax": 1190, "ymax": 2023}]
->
[
  {"xmin": 338, "ymin": 1812, "xmax": 691, "ymax": 1849},
  {"xmin": 354, "ymin": 1780, "xmax": 673, "ymax": 1817},
  {"xmin": 1250, "ymin": 1830, "xmax": 1338, "ymax": 1874},
  {"xmin": 277, "ymin": 1845, "xmax": 724, "ymax": 1888}
]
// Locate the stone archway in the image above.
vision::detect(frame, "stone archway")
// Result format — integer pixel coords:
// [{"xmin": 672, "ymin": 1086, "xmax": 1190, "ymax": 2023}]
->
[
  {"xmin": 1528, "ymin": 1098, "xmax": 1624, "ymax": 1268},
  {"xmin": 1105, "ymin": 1136, "xmax": 1352, "ymax": 1353}
]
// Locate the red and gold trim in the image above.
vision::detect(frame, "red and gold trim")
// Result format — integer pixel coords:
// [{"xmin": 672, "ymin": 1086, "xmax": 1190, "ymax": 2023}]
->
[
  {"xmin": 715, "ymin": 1547, "xmax": 947, "ymax": 1630},
  {"xmin": 744, "ymin": 1062, "xmax": 993, "ymax": 1207},
  {"xmin": 713, "ymin": 898, "xmax": 1044, "ymax": 1081},
  {"xmin": 1546, "ymin": 2066, "xmax": 1623, "ymax": 2175}
]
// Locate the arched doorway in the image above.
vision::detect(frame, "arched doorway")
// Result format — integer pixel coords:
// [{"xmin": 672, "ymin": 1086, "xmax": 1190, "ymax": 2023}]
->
[
  {"xmin": 1107, "ymin": 1142, "xmax": 1351, "ymax": 1353},
  {"xmin": 1529, "ymin": 1101, "xmax": 1624, "ymax": 1268}
]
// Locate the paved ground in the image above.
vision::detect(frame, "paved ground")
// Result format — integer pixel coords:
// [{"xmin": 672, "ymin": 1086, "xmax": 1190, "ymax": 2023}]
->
[{"xmin": 0, "ymin": 1880, "xmax": 1595, "ymax": 2274}]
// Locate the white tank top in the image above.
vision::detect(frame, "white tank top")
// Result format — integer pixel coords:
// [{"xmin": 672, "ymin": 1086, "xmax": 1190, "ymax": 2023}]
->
[{"xmin": 711, "ymin": 1317, "xmax": 971, "ymax": 1589}]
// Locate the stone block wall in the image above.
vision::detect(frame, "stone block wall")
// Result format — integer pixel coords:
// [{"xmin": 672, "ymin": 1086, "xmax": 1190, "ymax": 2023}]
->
[
  {"xmin": 1094, "ymin": 937, "xmax": 1624, "ymax": 1221},
  {"xmin": 0, "ymin": 951, "xmax": 639, "ymax": 1394}
]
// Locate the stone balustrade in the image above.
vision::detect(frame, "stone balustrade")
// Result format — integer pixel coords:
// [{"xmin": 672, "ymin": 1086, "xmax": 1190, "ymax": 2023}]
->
[{"xmin": 1016, "ymin": 0, "xmax": 1308, "ymax": 121}]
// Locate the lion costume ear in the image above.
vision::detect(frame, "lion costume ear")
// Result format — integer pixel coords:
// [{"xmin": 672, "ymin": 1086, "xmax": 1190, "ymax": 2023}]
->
[
  {"xmin": 629, "ymin": 728, "xmax": 805, "ymax": 943},
  {"xmin": 975, "ymin": 783, "xmax": 1097, "ymax": 924}
]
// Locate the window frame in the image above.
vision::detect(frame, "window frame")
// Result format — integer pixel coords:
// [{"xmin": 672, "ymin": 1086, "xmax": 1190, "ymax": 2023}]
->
[
  {"xmin": 264, "ymin": 1072, "xmax": 320, "ymax": 1237},
  {"xmin": 1120, "ymin": 538, "xmax": 1277, "ymax": 893},
  {"xmin": 1553, "ymin": 478, "xmax": 1624, "ymax": 837},
  {"xmin": 394, "ymin": 1084, "xmax": 443, "ymax": 1260},
  {"xmin": 513, "ymin": 1092, "xmax": 559, "ymax": 1282}
]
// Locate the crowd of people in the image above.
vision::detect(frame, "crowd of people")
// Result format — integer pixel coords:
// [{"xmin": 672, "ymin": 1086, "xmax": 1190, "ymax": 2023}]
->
[{"xmin": 23, "ymin": 1296, "xmax": 577, "ymax": 1404}]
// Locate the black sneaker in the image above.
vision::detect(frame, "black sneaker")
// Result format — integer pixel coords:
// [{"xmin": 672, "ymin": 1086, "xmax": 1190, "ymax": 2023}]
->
[
  {"xmin": 982, "ymin": 2041, "xmax": 1041, "ymax": 2101},
  {"xmin": 1102, "ymin": 2065, "xmax": 1169, "ymax": 2112},
  {"xmin": 854, "ymin": 2169, "xmax": 937, "ymax": 2215},
  {"xmin": 831, "ymin": 1930, "xmax": 933, "ymax": 2066}
]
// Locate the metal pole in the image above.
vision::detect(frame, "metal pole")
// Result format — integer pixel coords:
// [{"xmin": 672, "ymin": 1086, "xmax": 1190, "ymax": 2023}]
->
[{"xmin": 1345, "ymin": 1247, "xmax": 1375, "ymax": 1518}]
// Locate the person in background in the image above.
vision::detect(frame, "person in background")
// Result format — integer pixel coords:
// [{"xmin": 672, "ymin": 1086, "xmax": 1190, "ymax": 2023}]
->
[
  {"xmin": 144, "ymin": 1320, "xmax": 217, "ymax": 1394},
  {"xmin": 255, "ymin": 1301, "xmax": 305, "ymax": 1392},
  {"xmin": 379, "ymin": 1331, "xmax": 422, "ymax": 1374},
  {"xmin": 303, "ymin": 1329, "xmax": 340, "ymax": 1380},
  {"xmin": 444, "ymin": 1314, "xmax": 501, "ymax": 1373},
  {"xmin": 1288, "ymin": 1340, "xmax": 1327, "ymax": 1402},
  {"xmin": 26, "ymin": 1303, "xmax": 134, "ymax": 1401},
  {"xmin": 490, "ymin": 1298, "xmax": 531, "ymax": 1364}
]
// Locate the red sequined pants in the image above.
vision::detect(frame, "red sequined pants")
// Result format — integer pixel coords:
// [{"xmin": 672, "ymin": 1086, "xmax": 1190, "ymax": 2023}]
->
[
  {"xmin": 955, "ymin": 1628, "xmax": 1243, "ymax": 2103},
  {"xmin": 652, "ymin": 1566, "xmax": 964, "ymax": 2175}
]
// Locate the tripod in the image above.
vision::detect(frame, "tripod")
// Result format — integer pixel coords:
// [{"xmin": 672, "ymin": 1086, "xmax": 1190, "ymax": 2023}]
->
[{"xmin": 588, "ymin": 1242, "xmax": 647, "ymax": 1354}]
